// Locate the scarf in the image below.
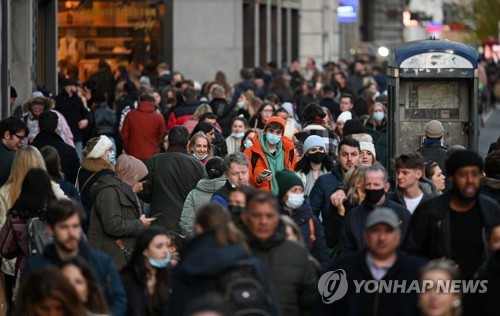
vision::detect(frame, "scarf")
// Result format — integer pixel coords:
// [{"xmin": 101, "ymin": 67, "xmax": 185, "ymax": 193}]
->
[
  {"xmin": 258, "ymin": 132, "xmax": 284, "ymax": 194},
  {"xmin": 304, "ymin": 169, "xmax": 327, "ymax": 196}
]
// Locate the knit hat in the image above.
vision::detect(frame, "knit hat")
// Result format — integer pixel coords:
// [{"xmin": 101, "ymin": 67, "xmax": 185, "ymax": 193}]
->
[
  {"xmin": 264, "ymin": 116, "xmax": 285, "ymax": 130},
  {"xmin": 445, "ymin": 149, "xmax": 483, "ymax": 176},
  {"xmin": 425, "ymin": 120, "xmax": 444, "ymax": 139},
  {"xmin": 303, "ymin": 135, "xmax": 325, "ymax": 154},
  {"xmin": 337, "ymin": 111, "xmax": 352, "ymax": 123},
  {"xmin": 85, "ymin": 135, "xmax": 113, "ymax": 159},
  {"xmin": 282, "ymin": 102, "xmax": 294, "ymax": 116},
  {"xmin": 62, "ymin": 78, "xmax": 79, "ymax": 87},
  {"xmin": 343, "ymin": 119, "xmax": 365, "ymax": 137},
  {"xmin": 115, "ymin": 154, "xmax": 148, "ymax": 187},
  {"xmin": 276, "ymin": 169, "xmax": 304, "ymax": 203},
  {"xmin": 360, "ymin": 141, "xmax": 376, "ymax": 159}
]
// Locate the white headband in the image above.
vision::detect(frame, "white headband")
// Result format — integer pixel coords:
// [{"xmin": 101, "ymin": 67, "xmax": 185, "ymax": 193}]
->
[{"xmin": 87, "ymin": 136, "xmax": 112, "ymax": 159}]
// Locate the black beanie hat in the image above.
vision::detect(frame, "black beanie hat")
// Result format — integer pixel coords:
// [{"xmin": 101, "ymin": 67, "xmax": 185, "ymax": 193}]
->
[
  {"xmin": 445, "ymin": 149, "xmax": 483, "ymax": 176},
  {"xmin": 276, "ymin": 169, "xmax": 304, "ymax": 203},
  {"xmin": 343, "ymin": 119, "xmax": 365, "ymax": 137}
]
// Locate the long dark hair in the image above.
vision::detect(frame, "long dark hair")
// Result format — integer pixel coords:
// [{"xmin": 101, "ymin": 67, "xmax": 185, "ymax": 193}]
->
[
  {"xmin": 122, "ymin": 227, "xmax": 170, "ymax": 314},
  {"xmin": 16, "ymin": 266, "xmax": 86, "ymax": 316},
  {"xmin": 60, "ymin": 257, "xmax": 109, "ymax": 314},
  {"xmin": 10, "ymin": 168, "xmax": 56, "ymax": 219},
  {"xmin": 294, "ymin": 152, "xmax": 334, "ymax": 173},
  {"xmin": 195, "ymin": 203, "xmax": 247, "ymax": 249},
  {"xmin": 40, "ymin": 145, "xmax": 65, "ymax": 180}
]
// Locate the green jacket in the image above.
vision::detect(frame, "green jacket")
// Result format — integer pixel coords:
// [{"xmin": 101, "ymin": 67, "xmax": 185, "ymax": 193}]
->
[{"xmin": 88, "ymin": 175, "xmax": 144, "ymax": 269}]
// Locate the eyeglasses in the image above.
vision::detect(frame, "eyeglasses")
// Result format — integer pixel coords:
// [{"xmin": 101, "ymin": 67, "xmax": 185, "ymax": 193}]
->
[{"xmin": 13, "ymin": 133, "xmax": 27, "ymax": 141}]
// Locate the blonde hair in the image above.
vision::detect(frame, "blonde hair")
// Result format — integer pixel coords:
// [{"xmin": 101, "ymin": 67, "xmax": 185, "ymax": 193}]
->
[
  {"xmin": 6, "ymin": 146, "xmax": 47, "ymax": 207},
  {"xmin": 192, "ymin": 103, "xmax": 213, "ymax": 119},
  {"xmin": 188, "ymin": 131, "xmax": 213, "ymax": 158},
  {"xmin": 344, "ymin": 164, "xmax": 369, "ymax": 205},
  {"xmin": 280, "ymin": 215, "xmax": 306, "ymax": 247}
]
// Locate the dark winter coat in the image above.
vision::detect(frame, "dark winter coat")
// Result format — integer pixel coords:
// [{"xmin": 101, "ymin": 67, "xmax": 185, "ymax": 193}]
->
[
  {"xmin": 54, "ymin": 90, "xmax": 89, "ymax": 142},
  {"xmin": 416, "ymin": 141, "xmax": 448, "ymax": 174},
  {"xmin": 463, "ymin": 250, "xmax": 500, "ymax": 316},
  {"xmin": 309, "ymin": 164, "xmax": 345, "ymax": 222},
  {"xmin": 88, "ymin": 175, "xmax": 144, "ymax": 269},
  {"xmin": 169, "ymin": 231, "xmax": 279, "ymax": 316},
  {"xmin": 93, "ymin": 102, "xmax": 116, "ymax": 136},
  {"xmin": 21, "ymin": 242, "xmax": 127, "ymax": 316},
  {"xmin": 403, "ymin": 191, "xmax": 500, "ymax": 266},
  {"xmin": 32, "ymin": 130, "xmax": 81, "ymax": 184},
  {"xmin": 76, "ymin": 158, "xmax": 115, "ymax": 233},
  {"xmin": 338, "ymin": 198, "xmax": 411, "ymax": 257},
  {"xmin": 244, "ymin": 221, "xmax": 318, "ymax": 316},
  {"xmin": 317, "ymin": 250, "xmax": 425, "ymax": 316},
  {"xmin": 209, "ymin": 98, "xmax": 237, "ymax": 137},
  {"xmin": 55, "ymin": 178, "xmax": 82, "ymax": 205},
  {"xmin": 319, "ymin": 97, "xmax": 341, "ymax": 119},
  {"xmin": 120, "ymin": 266, "xmax": 170, "ymax": 316},
  {"xmin": 0, "ymin": 143, "xmax": 14, "ymax": 187},
  {"xmin": 279, "ymin": 202, "xmax": 330, "ymax": 269},
  {"xmin": 210, "ymin": 180, "xmax": 234, "ymax": 208},
  {"xmin": 138, "ymin": 147, "xmax": 205, "ymax": 233},
  {"xmin": 364, "ymin": 119, "xmax": 388, "ymax": 168},
  {"xmin": 121, "ymin": 101, "xmax": 165, "ymax": 161}
]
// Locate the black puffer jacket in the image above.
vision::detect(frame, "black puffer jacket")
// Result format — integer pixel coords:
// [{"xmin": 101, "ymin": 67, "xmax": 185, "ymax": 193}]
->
[{"xmin": 244, "ymin": 221, "xmax": 317, "ymax": 316}]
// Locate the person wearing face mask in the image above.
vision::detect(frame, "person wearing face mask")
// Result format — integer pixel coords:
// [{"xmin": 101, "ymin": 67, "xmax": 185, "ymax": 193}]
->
[
  {"xmin": 338, "ymin": 163, "xmax": 411, "ymax": 257},
  {"xmin": 364, "ymin": 102, "xmax": 388, "ymax": 168},
  {"xmin": 276, "ymin": 170, "xmax": 330, "ymax": 268},
  {"xmin": 244, "ymin": 116, "xmax": 296, "ymax": 193},
  {"xmin": 120, "ymin": 227, "xmax": 173, "ymax": 316},
  {"xmin": 77, "ymin": 135, "xmax": 116, "ymax": 234},
  {"xmin": 226, "ymin": 117, "xmax": 248, "ymax": 155},
  {"xmin": 188, "ymin": 132, "xmax": 213, "ymax": 164},
  {"xmin": 239, "ymin": 128, "xmax": 257, "ymax": 153},
  {"xmin": 295, "ymin": 135, "xmax": 335, "ymax": 197},
  {"xmin": 88, "ymin": 149, "xmax": 156, "ymax": 269}
]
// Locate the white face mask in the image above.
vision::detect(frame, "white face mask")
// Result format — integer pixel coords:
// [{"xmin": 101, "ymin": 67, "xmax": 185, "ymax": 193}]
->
[{"xmin": 285, "ymin": 193, "xmax": 305, "ymax": 209}]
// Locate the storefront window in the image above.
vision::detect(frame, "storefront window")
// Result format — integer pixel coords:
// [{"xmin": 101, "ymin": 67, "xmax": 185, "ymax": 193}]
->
[{"xmin": 57, "ymin": 0, "xmax": 165, "ymax": 82}]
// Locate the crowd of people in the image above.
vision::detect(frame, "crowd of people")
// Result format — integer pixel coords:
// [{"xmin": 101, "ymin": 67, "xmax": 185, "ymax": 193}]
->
[{"xmin": 0, "ymin": 56, "xmax": 499, "ymax": 316}]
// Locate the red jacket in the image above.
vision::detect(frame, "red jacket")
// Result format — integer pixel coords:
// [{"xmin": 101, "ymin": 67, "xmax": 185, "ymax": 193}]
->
[{"xmin": 121, "ymin": 101, "xmax": 165, "ymax": 161}]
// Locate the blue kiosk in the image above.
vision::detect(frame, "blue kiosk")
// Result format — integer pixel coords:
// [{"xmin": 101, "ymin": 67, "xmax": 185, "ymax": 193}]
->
[{"xmin": 387, "ymin": 39, "xmax": 478, "ymax": 171}]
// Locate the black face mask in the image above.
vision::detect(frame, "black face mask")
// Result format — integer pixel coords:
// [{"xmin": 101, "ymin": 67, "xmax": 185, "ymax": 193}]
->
[
  {"xmin": 308, "ymin": 152, "xmax": 326, "ymax": 164},
  {"xmin": 228, "ymin": 205, "xmax": 244, "ymax": 216},
  {"xmin": 364, "ymin": 188, "xmax": 385, "ymax": 206}
]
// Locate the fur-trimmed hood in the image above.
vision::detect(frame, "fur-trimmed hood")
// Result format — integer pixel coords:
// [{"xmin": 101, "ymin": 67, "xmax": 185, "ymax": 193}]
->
[
  {"xmin": 82, "ymin": 157, "xmax": 115, "ymax": 173},
  {"xmin": 484, "ymin": 176, "xmax": 500, "ymax": 190},
  {"xmin": 22, "ymin": 96, "xmax": 55, "ymax": 112}
]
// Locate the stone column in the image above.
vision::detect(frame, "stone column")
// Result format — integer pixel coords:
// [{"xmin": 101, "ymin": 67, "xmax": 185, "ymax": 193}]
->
[{"xmin": 10, "ymin": 0, "xmax": 35, "ymax": 103}]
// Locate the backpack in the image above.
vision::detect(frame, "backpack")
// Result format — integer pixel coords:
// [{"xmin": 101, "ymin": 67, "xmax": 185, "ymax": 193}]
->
[
  {"xmin": 27, "ymin": 217, "xmax": 53, "ymax": 256},
  {"xmin": 202, "ymin": 258, "xmax": 275, "ymax": 316}
]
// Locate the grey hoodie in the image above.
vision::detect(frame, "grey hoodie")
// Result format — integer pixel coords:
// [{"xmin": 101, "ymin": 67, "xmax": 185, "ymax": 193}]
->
[{"xmin": 179, "ymin": 177, "xmax": 227, "ymax": 235}]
